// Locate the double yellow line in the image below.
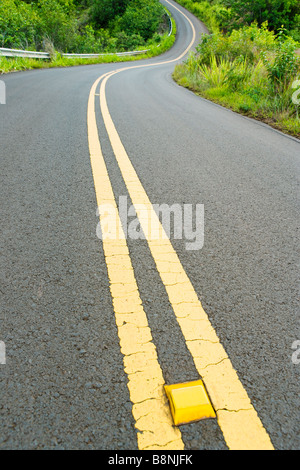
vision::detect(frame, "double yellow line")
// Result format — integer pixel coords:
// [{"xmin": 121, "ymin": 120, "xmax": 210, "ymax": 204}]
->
[{"xmin": 87, "ymin": 0, "xmax": 274, "ymax": 450}]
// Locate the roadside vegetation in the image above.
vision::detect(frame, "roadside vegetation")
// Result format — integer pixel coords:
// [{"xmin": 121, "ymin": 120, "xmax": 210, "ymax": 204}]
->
[
  {"xmin": 173, "ymin": 0, "xmax": 300, "ymax": 137},
  {"xmin": 0, "ymin": 0, "xmax": 175, "ymax": 73}
]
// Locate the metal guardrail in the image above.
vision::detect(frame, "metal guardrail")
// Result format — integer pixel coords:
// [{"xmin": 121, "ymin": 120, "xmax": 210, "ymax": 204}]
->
[
  {"xmin": 62, "ymin": 49, "xmax": 150, "ymax": 59},
  {"xmin": 0, "ymin": 47, "xmax": 150, "ymax": 59},
  {"xmin": 0, "ymin": 11, "xmax": 173, "ymax": 60},
  {"xmin": 0, "ymin": 47, "xmax": 50, "ymax": 59}
]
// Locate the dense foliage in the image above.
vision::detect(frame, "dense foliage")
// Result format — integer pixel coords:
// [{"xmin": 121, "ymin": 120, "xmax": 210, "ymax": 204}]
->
[
  {"xmin": 224, "ymin": 0, "xmax": 300, "ymax": 38},
  {"xmin": 0, "ymin": 0, "xmax": 167, "ymax": 52},
  {"xmin": 175, "ymin": 0, "xmax": 300, "ymax": 40}
]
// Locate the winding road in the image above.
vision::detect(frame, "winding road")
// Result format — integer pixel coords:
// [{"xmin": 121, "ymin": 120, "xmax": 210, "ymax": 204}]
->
[{"xmin": 0, "ymin": 0, "xmax": 299, "ymax": 451}]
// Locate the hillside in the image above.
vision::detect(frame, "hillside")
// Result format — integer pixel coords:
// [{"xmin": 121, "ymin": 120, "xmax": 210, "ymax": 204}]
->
[{"xmin": 0, "ymin": 0, "xmax": 169, "ymax": 53}]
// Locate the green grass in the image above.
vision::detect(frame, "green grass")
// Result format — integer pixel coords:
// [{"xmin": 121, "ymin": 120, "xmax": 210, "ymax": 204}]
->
[{"xmin": 174, "ymin": 62, "xmax": 300, "ymax": 138}]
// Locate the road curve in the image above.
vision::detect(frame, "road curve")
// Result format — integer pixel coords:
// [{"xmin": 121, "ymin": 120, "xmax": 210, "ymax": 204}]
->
[{"xmin": 0, "ymin": 0, "xmax": 299, "ymax": 451}]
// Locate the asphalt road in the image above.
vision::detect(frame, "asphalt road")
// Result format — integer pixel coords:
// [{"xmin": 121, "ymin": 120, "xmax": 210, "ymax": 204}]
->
[{"xmin": 0, "ymin": 0, "xmax": 299, "ymax": 451}]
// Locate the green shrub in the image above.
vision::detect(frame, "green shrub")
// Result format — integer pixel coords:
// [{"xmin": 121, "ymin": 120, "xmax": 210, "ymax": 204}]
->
[
  {"xmin": 262, "ymin": 28, "xmax": 300, "ymax": 92},
  {"xmin": 117, "ymin": 0, "xmax": 165, "ymax": 41},
  {"xmin": 0, "ymin": 0, "xmax": 41, "ymax": 49},
  {"xmin": 37, "ymin": 0, "xmax": 79, "ymax": 52},
  {"xmin": 196, "ymin": 22, "xmax": 277, "ymax": 65},
  {"xmin": 115, "ymin": 31, "xmax": 145, "ymax": 52}
]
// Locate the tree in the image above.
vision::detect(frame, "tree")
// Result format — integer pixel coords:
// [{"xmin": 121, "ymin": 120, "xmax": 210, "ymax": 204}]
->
[
  {"xmin": 91, "ymin": 0, "xmax": 129, "ymax": 28},
  {"xmin": 224, "ymin": 0, "xmax": 300, "ymax": 31},
  {"xmin": 118, "ymin": 0, "xmax": 165, "ymax": 41}
]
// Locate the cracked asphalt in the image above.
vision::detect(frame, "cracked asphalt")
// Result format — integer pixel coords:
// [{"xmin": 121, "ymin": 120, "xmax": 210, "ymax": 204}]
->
[{"xmin": 0, "ymin": 0, "xmax": 299, "ymax": 450}]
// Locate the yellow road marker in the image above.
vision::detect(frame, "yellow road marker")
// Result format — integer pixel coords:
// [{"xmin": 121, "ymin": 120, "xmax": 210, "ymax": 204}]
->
[
  {"xmin": 97, "ymin": 67, "xmax": 274, "ymax": 449},
  {"xmin": 165, "ymin": 380, "xmax": 216, "ymax": 426},
  {"xmin": 87, "ymin": 74, "xmax": 184, "ymax": 450}
]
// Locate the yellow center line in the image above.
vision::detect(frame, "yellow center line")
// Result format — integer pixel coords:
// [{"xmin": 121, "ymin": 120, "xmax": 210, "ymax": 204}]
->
[
  {"xmin": 93, "ymin": 0, "xmax": 274, "ymax": 448},
  {"xmin": 88, "ymin": 0, "xmax": 274, "ymax": 450},
  {"xmin": 88, "ymin": 73, "xmax": 184, "ymax": 450},
  {"xmin": 99, "ymin": 77, "xmax": 274, "ymax": 451}
]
